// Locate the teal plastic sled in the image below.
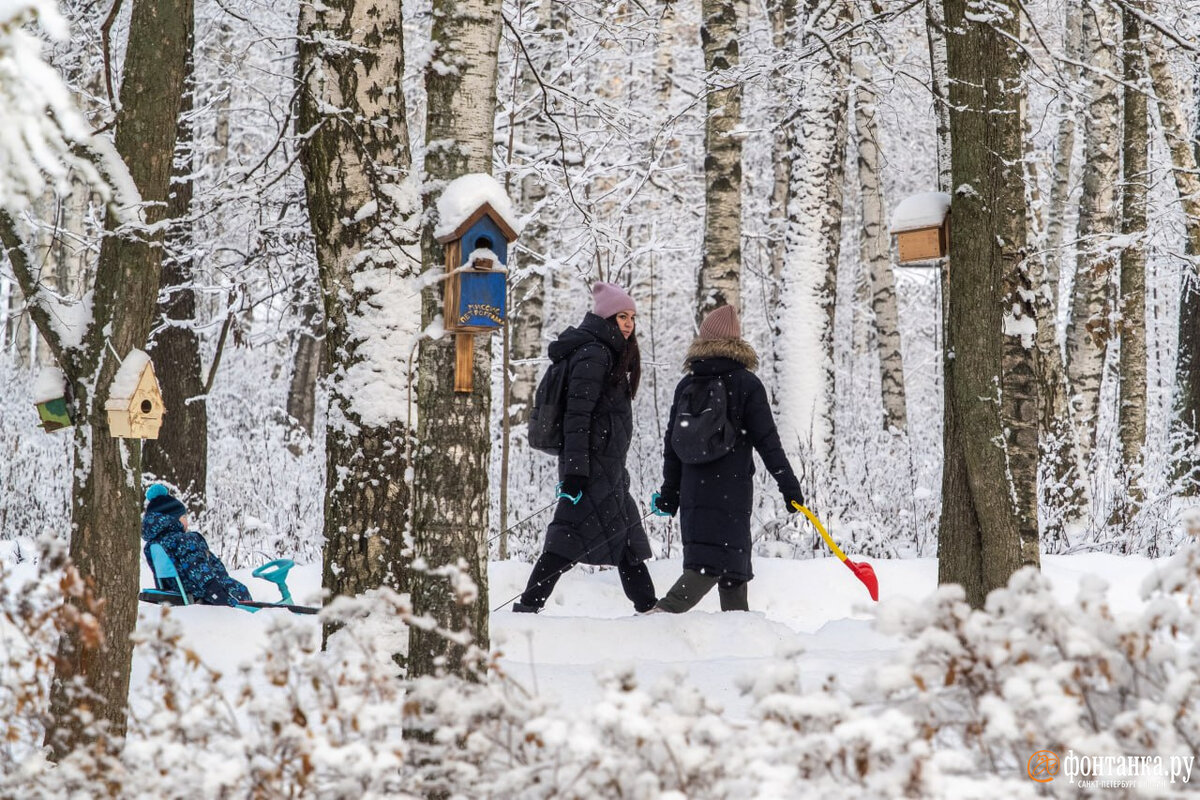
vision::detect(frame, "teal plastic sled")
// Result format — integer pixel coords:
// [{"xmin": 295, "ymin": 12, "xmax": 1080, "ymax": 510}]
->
[{"xmin": 139, "ymin": 545, "xmax": 318, "ymax": 615}]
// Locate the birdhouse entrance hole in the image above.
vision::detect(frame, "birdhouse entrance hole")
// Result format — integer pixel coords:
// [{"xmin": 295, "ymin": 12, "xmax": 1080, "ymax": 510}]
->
[{"xmin": 141, "ymin": 399, "xmax": 153, "ymax": 414}]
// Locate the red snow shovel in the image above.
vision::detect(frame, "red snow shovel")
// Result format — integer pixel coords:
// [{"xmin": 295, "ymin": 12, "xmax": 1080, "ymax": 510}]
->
[{"xmin": 792, "ymin": 502, "xmax": 879, "ymax": 602}]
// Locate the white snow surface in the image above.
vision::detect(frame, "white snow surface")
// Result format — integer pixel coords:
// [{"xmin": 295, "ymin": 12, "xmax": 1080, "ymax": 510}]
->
[
  {"xmin": 433, "ymin": 173, "xmax": 521, "ymax": 240},
  {"xmin": 32, "ymin": 365, "xmax": 65, "ymax": 403},
  {"xmin": 890, "ymin": 191, "xmax": 951, "ymax": 233},
  {"xmin": 131, "ymin": 552, "xmax": 1161, "ymax": 719},
  {"xmin": 104, "ymin": 348, "xmax": 151, "ymax": 408}
]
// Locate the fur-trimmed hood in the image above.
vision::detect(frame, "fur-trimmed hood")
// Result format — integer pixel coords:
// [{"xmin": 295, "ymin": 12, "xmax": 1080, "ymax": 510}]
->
[{"xmin": 683, "ymin": 337, "xmax": 759, "ymax": 372}]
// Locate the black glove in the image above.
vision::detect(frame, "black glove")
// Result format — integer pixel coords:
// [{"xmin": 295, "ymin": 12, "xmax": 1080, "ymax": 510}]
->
[
  {"xmin": 652, "ymin": 486, "xmax": 680, "ymax": 516},
  {"xmin": 782, "ymin": 486, "xmax": 805, "ymax": 513},
  {"xmin": 559, "ymin": 475, "xmax": 586, "ymax": 502}
]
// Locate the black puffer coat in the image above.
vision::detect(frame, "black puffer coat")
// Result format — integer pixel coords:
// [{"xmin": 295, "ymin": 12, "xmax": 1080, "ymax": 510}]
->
[
  {"xmin": 544, "ymin": 313, "xmax": 652, "ymax": 566},
  {"xmin": 662, "ymin": 338, "xmax": 801, "ymax": 582}
]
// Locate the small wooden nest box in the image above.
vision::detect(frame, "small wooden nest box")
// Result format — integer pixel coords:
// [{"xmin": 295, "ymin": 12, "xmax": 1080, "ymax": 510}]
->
[
  {"xmin": 105, "ymin": 350, "xmax": 164, "ymax": 439},
  {"xmin": 437, "ymin": 201, "xmax": 518, "ymax": 334},
  {"xmin": 891, "ymin": 191, "xmax": 951, "ymax": 264},
  {"xmin": 33, "ymin": 367, "xmax": 73, "ymax": 432}
]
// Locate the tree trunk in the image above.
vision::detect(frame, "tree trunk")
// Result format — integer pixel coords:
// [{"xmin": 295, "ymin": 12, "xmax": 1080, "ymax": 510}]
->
[
  {"xmin": 409, "ymin": 0, "xmax": 504, "ymax": 679},
  {"xmin": 1036, "ymin": 0, "xmax": 1087, "ymax": 548},
  {"xmin": 938, "ymin": 0, "xmax": 1030, "ymax": 606},
  {"xmin": 775, "ymin": 0, "xmax": 850, "ymax": 467},
  {"xmin": 296, "ymin": 0, "xmax": 419, "ymax": 613},
  {"xmin": 1065, "ymin": 0, "xmax": 1121, "ymax": 470},
  {"xmin": 766, "ymin": 0, "xmax": 799, "ymax": 305},
  {"xmin": 37, "ymin": 0, "xmax": 192, "ymax": 758},
  {"xmin": 852, "ymin": 47, "xmax": 907, "ymax": 433},
  {"xmin": 1144, "ymin": 29, "xmax": 1200, "ymax": 487},
  {"xmin": 285, "ymin": 292, "xmax": 323, "ymax": 454},
  {"xmin": 144, "ymin": 37, "xmax": 208, "ymax": 509},
  {"xmin": 1117, "ymin": 2, "xmax": 1148, "ymax": 513},
  {"xmin": 696, "ymin": 0, "xmax": 744, "ymax": 319},
  {"xmin": 925, "ymin": 0, "xmax": 952, "ymax": 193}
]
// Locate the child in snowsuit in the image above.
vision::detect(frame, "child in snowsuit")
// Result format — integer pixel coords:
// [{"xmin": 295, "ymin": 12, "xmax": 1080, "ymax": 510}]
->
[
  {"xmin": 514, "ymin": 282, "xmax": 658, "ymax": 614},
  {"xmin": 650, "ymin": 305, "xmax": 803, "ymax": 612},
  {"xmin": 142, "ymin": 484, "xmax": 251, "ymax": 606}
]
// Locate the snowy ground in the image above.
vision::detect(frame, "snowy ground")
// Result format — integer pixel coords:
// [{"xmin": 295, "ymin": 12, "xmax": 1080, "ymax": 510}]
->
[{"xmin": 119, "ymin": 552, "xmax": 1165, "ymax": 719}]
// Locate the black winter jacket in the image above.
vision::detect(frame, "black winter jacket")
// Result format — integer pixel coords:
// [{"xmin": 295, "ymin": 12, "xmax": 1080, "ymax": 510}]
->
[
  {"xmin": 662, "ymin": 337, "xmax": 801, "ymax": 582},
  {"xmin": 543, "ymin": 313, "xmax": 652, "ymax": 566}
]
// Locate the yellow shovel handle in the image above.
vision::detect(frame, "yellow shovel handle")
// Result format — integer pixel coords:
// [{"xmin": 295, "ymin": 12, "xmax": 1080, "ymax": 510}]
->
[{"xmin": 793, "ymin": 502, "xmax": 848, "ymax": 562}]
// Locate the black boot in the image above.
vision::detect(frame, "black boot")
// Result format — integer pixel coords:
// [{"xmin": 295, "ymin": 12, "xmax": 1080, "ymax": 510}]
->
[{"xmin": 512, "ymin": 602, "xmax": 540, "ymax": 614}]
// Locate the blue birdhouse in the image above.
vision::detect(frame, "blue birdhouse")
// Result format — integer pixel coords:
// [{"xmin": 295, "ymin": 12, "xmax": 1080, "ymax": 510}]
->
[{"xmin": 437, "ymin": 201, "xmax": 517, "ymax": 334}]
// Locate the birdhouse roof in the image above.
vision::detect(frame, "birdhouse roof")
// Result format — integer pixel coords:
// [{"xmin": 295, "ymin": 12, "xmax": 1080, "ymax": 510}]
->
[
  {"xmin": 104, "ymin": 349, "xmax": 160, "ymax": 410},
  {"xmin": 33, "ymin": 366, "xmax": 66, "ymax": 404},
  {"xmin": 434, "ymin": 174, "xmax": 521, "ymax": 244},
  {"xmin": 891, "ymin": 191, "xmax": 951, "ymax": 233}
]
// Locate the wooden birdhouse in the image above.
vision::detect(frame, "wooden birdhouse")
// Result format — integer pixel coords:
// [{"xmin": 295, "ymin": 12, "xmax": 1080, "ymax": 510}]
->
[
  {"xmin": 891, "ymin": 191, "xmax": 951, "ymax": 264},
  {"xmin": 434, "ymin": 175, "xmax": 521, "ymax": 393},
  {"xmin": 33, "ymin": 366, "xmax": 73, "ymax": 432},
  {"xmin": 105, "ymin": 349, "xmax": 165, "ymax": 439}
]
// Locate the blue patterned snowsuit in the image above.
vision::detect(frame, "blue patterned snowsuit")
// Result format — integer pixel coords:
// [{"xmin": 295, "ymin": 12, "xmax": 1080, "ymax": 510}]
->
[{"xmin": 142, "ymin": 512, "xmax": 251, "ymax": 606}]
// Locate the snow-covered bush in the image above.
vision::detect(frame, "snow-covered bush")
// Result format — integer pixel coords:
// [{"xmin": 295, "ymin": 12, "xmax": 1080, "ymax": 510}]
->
[{"xmin": 6, "ymin": 545, "xmax": 1200, "ymax": 798}]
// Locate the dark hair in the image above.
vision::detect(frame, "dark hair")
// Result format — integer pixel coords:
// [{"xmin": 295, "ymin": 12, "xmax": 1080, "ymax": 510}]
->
[{"xmin": 607, "ymin": 316, "xmax": 641, "ymax": 400}]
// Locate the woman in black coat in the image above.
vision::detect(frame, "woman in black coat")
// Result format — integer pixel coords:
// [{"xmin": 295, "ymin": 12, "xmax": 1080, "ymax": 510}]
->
[
  {"xmin": 514, "ymin": 282, "xmax": 657, "ymax": 613},
  {"xmin": 650, "ymin": 305, "xmax": 803, "ymax": 612}
]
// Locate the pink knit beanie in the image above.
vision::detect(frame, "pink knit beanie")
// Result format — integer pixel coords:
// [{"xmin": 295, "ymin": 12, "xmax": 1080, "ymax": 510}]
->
[
  {"xmin": 698, "ymin": 305, "xmax": 741, "ymax": 340},
  {"xmin": 592, "ymin": 282, "xmax": 636, "ymax": 318}
]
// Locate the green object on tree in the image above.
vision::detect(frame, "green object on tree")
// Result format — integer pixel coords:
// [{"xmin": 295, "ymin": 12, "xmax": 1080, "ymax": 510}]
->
[{"xmin": 34, "ymin": 397, "xmax": 73, "ymax": 432}]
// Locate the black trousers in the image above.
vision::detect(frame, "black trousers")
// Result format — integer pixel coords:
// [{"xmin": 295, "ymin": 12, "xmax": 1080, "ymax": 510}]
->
[
  {"xmin": 520, "ymin": 551, "xmax": 657, "ymax": 612},
  {"xmin": 656, "ymin": 569, "xmax": 748, "ymax": 612}
]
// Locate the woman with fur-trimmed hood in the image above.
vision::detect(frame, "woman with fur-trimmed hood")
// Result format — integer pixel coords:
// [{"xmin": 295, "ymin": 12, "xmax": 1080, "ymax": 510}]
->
[{"xmin": 649, "ymin": 305, "xmax": 804, "ymax": 613}]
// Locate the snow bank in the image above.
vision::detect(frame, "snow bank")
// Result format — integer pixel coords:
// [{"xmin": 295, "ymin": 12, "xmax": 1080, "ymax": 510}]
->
[
  {"xmin": 890, "ymin": 191, "xmax": 951, "ymax": 232},
  {"xmin": 433, "ymin": 173, "xmax": 521, "ymax": 240}
]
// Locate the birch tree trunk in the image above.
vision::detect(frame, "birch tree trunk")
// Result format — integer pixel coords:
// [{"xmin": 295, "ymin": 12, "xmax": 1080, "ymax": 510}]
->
[
  {"xmin": 1117, "ymin": 2, "xmax": 1148, "ymax": 511},
  {"xmin": 1066, "ymin": 0, "xmax": 1120, "ymax": 470},
  {"xmin": 22, "ymin": 0, "xmax": 192, "ymax": 757},
  {"xmin": 145, "ymin": 38, "xmax": 208, "ymax": 509},
  {"xmin": 775, "ymin": 0, "xmax": 850, "ymax": 467},
  {"xmin": 938, "ymin": 0, "xmax": 1031, "ymax": 607},
  {"xmin": 1036, "ymin": 0, "xmax": 1086, "ymax": 547},
  {"xmin": 766, "ymin": 0, "xmax": 798, "ymax": 302},
  {"xmin": 409, "ymin": 0, "xmax": 503, "ymax": 679},
  {"xmin": 1044, "ymin": 0, "xmax": 1083, "ymax": 304},
  {"xmin": 285, "ymin": 292, "xmax": 323, "ymax": 453},
  {"xmin": 1144, "ymin": 29, "xmax": 1200, "ymax": 486},
  {"xmin": 697, "ymin": 0, "xmax": 744, "ymax": 319},
  {"xmin": 296, "ymin": 0, "xmax": 420, "ymax": 612},
  {"xmin": 852, "ymin": 48, "xmax": 907, "ymax": 433}
]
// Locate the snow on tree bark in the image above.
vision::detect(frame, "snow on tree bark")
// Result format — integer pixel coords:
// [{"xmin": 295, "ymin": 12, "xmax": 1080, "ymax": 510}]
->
[
  {"xmin": 775, "ymin": 0, "xmax": 850, "ymax": 467},
  {"xmin": 1117, "ymin": 2, "xmax": 1149, "ymax": 512},
  {"xmin": 7, "ymin": 0, "xmax": 194, "ymax": 758},
  {"xmin": 852, "ymin": 46, "xmax": 907, "ymax": 434},
  {"xmin": 409, "ymin": 0, "xmax": 504, "ymax": 679},
  {"xmin": 1065, "ymin": 0, "xmax": 1120, "ymax": 470},
  {"xmin": 697, "ymin": 0, "xmax": 744, "ymax": 319},
  {"xmin": 296, "ymin": 0, "xmax": 420, "ymax": 609},
  {"xmin": 1145, "ymin": 28, "xmax": 1200, "ymax": 486},
  {"xmin": 938, "ymin": 0, "xmax": 1031, "ymax": 607},
  {"xmin": 145, "ymin": 37, "xmax": 208, "ymax": 510}
]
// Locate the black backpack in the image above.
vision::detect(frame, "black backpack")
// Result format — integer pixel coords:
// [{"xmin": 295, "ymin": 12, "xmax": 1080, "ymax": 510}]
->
[
  {"xmin": 670, "ymin": 374, "xmax": 738, "ymax": 464},
  {"xmin": 528, "ymin": 359, "xmax": 571, "ymax": 454}
]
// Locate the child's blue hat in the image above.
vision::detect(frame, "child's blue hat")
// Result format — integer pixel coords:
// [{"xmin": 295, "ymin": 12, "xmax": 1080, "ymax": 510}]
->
[{"xmin": 146, "ymin": 483, "xmax": 170, "ymax": 501}]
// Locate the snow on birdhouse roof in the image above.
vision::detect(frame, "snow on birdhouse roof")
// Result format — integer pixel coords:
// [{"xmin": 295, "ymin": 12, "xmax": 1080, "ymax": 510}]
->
[
  {"xmin": 434, "ymin": 174, "xmax": 521, "ymax": 243},
  {"xmin": 890, "ymin": 191, "xmax": 951, "ymax": 233},
  {"xmin": 33, "ymin": 366, "xmax": 66, "ymax": 404},
  {"xmin": 104, "ymin": 349, "xmax": 153, "ymax": 409}
]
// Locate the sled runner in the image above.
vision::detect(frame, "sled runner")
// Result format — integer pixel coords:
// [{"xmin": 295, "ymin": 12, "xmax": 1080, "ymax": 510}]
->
[{"xmin": 139, "ymin": 546, "xmax": 318, "ymax": 615}]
